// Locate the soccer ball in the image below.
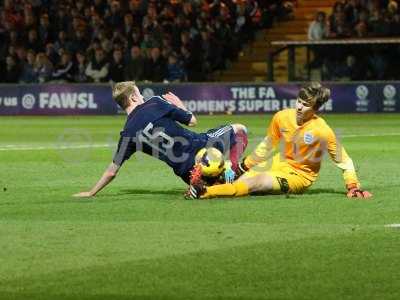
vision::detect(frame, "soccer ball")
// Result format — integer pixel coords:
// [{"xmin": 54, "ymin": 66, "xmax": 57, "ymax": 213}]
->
[{"xmin": 195, "ymin": 147, "xmax": 225, "ymax": 178}]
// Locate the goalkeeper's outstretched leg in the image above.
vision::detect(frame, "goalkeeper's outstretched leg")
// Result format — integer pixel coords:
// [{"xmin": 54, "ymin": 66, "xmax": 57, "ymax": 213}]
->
[
  {"xmin": 189, "ymin": 172, "xmax": 276, "ymax": 199},
  {"xmin": 189, "ymin": 155, "xmax": 312, "ymax": 199}
]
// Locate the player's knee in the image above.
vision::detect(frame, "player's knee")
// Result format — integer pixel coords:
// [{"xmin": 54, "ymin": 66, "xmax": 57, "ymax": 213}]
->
[
  {"xmin": 106, "ymin": 171, "xmax": 118, "ymax": 178},
  {"xmin": 231, "ymin": 124, "xmax": 247, "ymax": 134},
  {"xmin": 256, "ymin": 174, "xmax": 274, "ymax": 192}
]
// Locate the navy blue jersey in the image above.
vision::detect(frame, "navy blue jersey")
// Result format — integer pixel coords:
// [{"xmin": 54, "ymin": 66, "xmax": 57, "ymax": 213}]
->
[{"xmin": 113, "ymin": 96, "xmax": 208, "ymax": 177}]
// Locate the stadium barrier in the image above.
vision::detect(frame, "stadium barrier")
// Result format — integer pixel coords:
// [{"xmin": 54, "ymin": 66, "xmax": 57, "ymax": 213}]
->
[{"xmin": 0, "ymin": 82, "xmax": 399, "ymax": 115}]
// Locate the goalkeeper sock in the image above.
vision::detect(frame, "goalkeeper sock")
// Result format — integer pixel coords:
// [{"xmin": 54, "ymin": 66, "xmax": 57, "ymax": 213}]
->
[
  {"xmin": 203, "ymin": 181, "xmax": 249, "ymax": 198},
  {"xmin": 233, "ymin": 181, "xmax": 249, "ymax": 196}
]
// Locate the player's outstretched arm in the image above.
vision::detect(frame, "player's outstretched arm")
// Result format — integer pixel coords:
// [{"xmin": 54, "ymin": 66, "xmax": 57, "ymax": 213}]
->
[{"xmin": 73, "ymin": 162, "xmax": 121, "ymax": 198}]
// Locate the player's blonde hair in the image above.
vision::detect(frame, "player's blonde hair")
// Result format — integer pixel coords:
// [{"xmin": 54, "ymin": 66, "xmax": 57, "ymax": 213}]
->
[
  {"xmin": 298, "ymin": 81, "xmax": 331, "ymax": 110},
  {"xmin": 112, "ymin": 81, "xmax": 136, "ymax": 109}
]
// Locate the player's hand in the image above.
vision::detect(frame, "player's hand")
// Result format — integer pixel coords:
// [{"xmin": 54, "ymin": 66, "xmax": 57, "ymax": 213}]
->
[
  {"xmin": 346, "ymin": 187, "xmax": 372, "ymax": 199},
  {"xmin": 224, "ymin": 167, "xmax": 236, "ymax": 183},
  {"xmin": 73, "ymin": 191, "xmax": 94, "ymax": 198},
  {"xmin": 163, "ymin": 92, "xmax": 181, "ymax": 106}
]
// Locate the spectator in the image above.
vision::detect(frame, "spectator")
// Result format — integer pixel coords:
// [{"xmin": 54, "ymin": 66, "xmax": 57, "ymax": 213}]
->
[
  {"xmin": 344, "ymin": 0, "xmax": 363, "ymax": 27},
  {"xmin": 387, "ymin": 0, "xmax": 398, "ymax": 18},
  {"xmin": 75, "ymin": 0, "xmax": 86, "ymax": 16},
  {"xmin": 7, "ymin": 30, "xmax": 20, "ymax": 49},
  {"xmin": 369, "ymin": 9, "xmax": 391, "ymax": 37},
  {"xmin": 85, "ymin": 47, "xmax": 109, "ymax": 82},
  {"xmin": 15, "ymin": 46, "xmax": 27, "ymax": 65},
  {"xmin": 52, "ymin": 51, "xmax": 74, "ymax": 82},
  {"xmin": 124, "ymin": 45, "xmax": 146, "ymax": 81},
  {"xmin": 109, "ymin": 48, "xmax": 125, "ymax": 82},
  {"xmin": 127, "ymin": 27, "xmax": 142, "ymax": 49},
  {"xmin": 368, "ymin": 49, "xmax": 387, "ymax": 79},
  {"xmin": 200, "ymin": 29, "xmax": 222, "ymax": 72},
  {"xmin": 7, "ymin": 45, "xmax": 17, "ymax": 60},
  {"xmin": 54, "ymin": 5, "xmax": 69, "ymax": 32},
  {"xmin": 93, "ymin": 0, "xmax": 107, "ymax": 16},
  {"xmin": 70, "ymin": 29, "xmax": 90, "ymax": 54},
  {"xmin": 354, "ymin": 9, "xmax": 370, "ymax": 37},
  {"xmin": 144, "ymin": 47, "xmax": 167, "ymax": 82},
  {"xmin": 106, "ymin": 0, "xmax": 124, "ymax": 29},
  {"xmin": 181, "ymin": 45, "xmax": 204, "ymax": 82},
  {"xmin": 45, "ymin": 43, "xmax": 59, "ymax": 66},
  {"xmin": 329, "ymin": 10, "xmax": 352, "ymax": 38},
  {"xmin": 123, "ymin": 13, "xmax": 135, "ymax": 38},
  {"xmin": 38, "ymin": 13, "xmax": 55, "ymax": 44},
  {"xmin": 89, "ymin": 12, "xmax": 104, "ymax": 41},
  {"xmin": 54, "ymin": 31, "xmax": 72, "ymax": 54},
  {"xmin": 19, "ymin": 49, "xmax": 37, "ymax": 83},
  {"xmin": 73, "ymin": 50, "xmax": 88, "ymax": 83},
  {"xmin": 182, "ymin": 1, "xmax": 196, "ymax": 26},
  {"xmin": 34, "ymin": 52, "xmax": 53, "ymax": 83},
  {"xmin": 4, "ymin": 55, "xmax": 21, "ymax": 83},
  {"xmin": 354, "ymin": 19, "xmax": 369, "ymax": 37},
  {"xmin": 308, "ymin": 12, "xmax": 328, "ymax": 41},
  {"xmin": 26, "ymin": 29, "xmax": 43, "ymax": 53},
  {"xmin": 214, "ymin": 18, "xmax": 237, "ymax": 62},
  {"xmin": 308, "ymin": 11, "xmax": 329, "ymax": 69},
  {"xmin": 127, "ymin": 1, "xmax": 144, "ymax": 27},
  {"xmin": 165, "ymin": 53, "xmax": 186, "ymax": 82},
  {"xmin": 140, "ymin": 31, "xmax": 157, "ymax": 49}
]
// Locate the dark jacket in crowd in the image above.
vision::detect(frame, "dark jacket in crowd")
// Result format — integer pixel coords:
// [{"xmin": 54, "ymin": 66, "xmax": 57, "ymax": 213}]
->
[{"xmin": 144, "ymin": 57, "xmax": 167, "ymax": 82}]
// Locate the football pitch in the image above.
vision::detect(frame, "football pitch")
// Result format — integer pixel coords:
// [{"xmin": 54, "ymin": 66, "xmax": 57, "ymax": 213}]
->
[{"xmin": 1, "ymin": 114, "xmax": 400, "ymax": 300}]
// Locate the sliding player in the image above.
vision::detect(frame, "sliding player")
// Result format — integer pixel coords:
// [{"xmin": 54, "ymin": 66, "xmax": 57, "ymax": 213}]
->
[
  {"xmin": 73, "ymin": 81, "xmax": 247, "ymax": 198},
  {"xmin": 189, "ymin": 82, "xmax": 372, "ymax": 199}
]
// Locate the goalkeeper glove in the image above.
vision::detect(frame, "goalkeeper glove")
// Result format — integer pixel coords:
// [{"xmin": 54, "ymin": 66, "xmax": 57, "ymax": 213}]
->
[
  {"xmin": 224, "ymin": 161, "xmax": 236, "ymax": 183},
  {"xmin": 346, "ymin": 184, "xmax": 372, "ymax": 199}
]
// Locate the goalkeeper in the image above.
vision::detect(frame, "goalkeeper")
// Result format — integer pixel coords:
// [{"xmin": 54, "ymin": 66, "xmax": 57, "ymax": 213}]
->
[{"xmin": 189, "ymin": 82, "xmax": 372, "ymax": 199}]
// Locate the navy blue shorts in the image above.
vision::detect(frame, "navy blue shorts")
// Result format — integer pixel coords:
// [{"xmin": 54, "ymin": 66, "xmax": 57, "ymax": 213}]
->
[
  {"xmin": 180, "ymin": 125, "xmax": 236, "ymax": 184},
  {"xmin": 205, "ymin": 125, "xmax": 236, "ymax": 155}
]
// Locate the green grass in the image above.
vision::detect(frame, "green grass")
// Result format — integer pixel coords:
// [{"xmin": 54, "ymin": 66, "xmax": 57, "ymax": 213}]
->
[{"xmin": 1, "ymin": 114, "xmax": 400, "ymax": 300}]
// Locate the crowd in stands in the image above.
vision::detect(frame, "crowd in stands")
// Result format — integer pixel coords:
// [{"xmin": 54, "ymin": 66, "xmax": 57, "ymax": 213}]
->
[
  {"xmin": 0, "ymin": 0, "xmax": 293, "ymax": 84},
  {"xmin": 308, "ymin": 0, "xmax": 400, "ymax": 80}
]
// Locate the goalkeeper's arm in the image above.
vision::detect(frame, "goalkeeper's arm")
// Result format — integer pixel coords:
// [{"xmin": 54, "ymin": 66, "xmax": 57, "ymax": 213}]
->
[
  {"xmin": 326, "ymin": 130, "xmax": 372, "ymax": 199},
  {"xmin": 238, "ymin": 136, "xmax": 275, "ymax": 175}
]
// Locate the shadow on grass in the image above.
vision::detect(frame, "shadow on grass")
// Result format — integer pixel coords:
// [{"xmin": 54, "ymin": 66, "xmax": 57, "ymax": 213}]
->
[
  {"xmin": 115, "ymin": 188, "xmax": 183, "ymax": 196},
  {"xmin": 305, "ymin": 188, "xmax": 344, "ymax": 195},
  {"xmin": 67, "ymin": 189, "xmax": 185, "ymax": 203}
]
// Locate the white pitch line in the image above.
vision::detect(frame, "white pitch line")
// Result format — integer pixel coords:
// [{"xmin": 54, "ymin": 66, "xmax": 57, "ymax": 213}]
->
[
  {"xmin": 385, "ymin": 224, "xmax": 400, "ymax": 228},
  {"xmin": 0, "ymin": 133, "xmax": 399, "ymax": 151},
  {"xmin": 0, "ymin": 144, "xmax": 111, "ymax": 151},
  {"xmin": 342, "ymin": 133, "xmax": 400, "ymax": 138}
]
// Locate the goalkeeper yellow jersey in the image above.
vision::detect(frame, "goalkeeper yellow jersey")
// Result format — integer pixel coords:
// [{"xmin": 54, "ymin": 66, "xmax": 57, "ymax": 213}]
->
[{"xmin": 244, "ymin": 109, "xmax": 360, "ymax": 187}]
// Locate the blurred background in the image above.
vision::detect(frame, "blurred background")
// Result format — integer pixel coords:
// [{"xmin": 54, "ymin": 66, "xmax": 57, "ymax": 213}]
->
[{"xmin": 1, "ymin": 0, "xmax": 399, "ymax": 114}]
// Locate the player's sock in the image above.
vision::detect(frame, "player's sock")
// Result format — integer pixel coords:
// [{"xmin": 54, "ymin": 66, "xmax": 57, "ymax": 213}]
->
[
  {"xmin": 230, "ymin": 130, "xmax": 248, "ymax": 173},
  {"xmin": 203, "ymin": 181, "xmax": 249, "ymax": 198}
]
